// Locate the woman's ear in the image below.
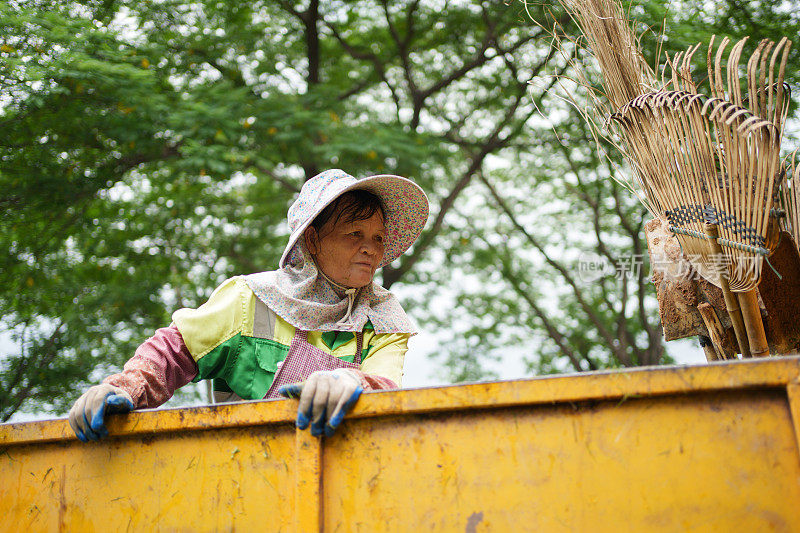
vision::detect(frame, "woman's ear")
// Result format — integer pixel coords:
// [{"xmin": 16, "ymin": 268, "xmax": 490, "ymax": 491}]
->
[{"xmin": 304, "ymin": 227, "xmax": 320, "ymax": 255}]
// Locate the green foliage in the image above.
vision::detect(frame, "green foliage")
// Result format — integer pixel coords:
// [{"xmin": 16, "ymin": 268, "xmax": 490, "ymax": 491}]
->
[{"xmin": 0, "ymin": 0, "xmax": 541, "ymax": 418}]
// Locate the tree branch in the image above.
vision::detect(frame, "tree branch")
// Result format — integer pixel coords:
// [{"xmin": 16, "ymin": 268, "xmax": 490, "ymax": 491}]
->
[
  {"xmin": 380, "ymin": 0, "xmax": 423, "ymax": 127},
  {"xmin": 382, "ymin": 77, "xmax": 530, "ymax": 287},
  {"xmin": 479, "ymin": 171, "xmax": 633, "ymax": 366},
  {"xmin": 324, "ymin": 22, "xmax": 402, "ymax": 113},
  {"xmin": 274, "ymin": 0, "xmax": 306, "ymax": 23},
  {"xmin": 303, "ymin": 0, "xmax": 320, "ymax": 85},
  {"xmin": 496, "ymin": 246, "xmax": 594, "ymax": 372},
  {"xmin": 1, "ymin": 320, "xmax": 64, "ymax": 421},
  {"xmin": 249, "ymin": 163, "xmax": 301, "ymax": 193}
]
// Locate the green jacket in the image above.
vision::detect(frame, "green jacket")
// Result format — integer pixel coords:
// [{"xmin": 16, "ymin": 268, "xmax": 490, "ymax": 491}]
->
[{"xmin": 172, "ymin": 277, "xmax": 410, "ymax": 400}]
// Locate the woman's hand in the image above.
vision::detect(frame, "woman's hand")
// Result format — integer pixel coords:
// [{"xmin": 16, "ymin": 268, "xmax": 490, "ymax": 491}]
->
[
  {"xmin": 279, "ymin": 369, "xmax": 363, "ymax": 437},
  {"xmin": 68, "ymin": 384, "xmax": 134, "ymax": 442}
]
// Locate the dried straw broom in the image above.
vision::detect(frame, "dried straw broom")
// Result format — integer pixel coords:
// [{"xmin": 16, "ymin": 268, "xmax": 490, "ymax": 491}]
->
[
  {"xmin": 609, "ymin": 37, "xmax": 791, "ymax": 357},
  {"xmin": 610, "ymin": 88, "xmax": 783, "ymax": 356},
  {"xmin": 544, "ymin": 0, "xmax": 793, "ymax": 357}
]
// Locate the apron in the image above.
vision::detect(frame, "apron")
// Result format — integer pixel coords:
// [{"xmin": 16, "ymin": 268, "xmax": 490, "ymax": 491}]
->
[{"xmin": 264, "ymin": 329, "xmax": 363, "ymax": 399}]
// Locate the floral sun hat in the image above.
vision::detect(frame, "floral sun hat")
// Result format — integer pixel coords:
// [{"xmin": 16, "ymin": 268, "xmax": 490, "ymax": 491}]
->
[{"xmin": 280, "ymin": 169, "xmax": 429, "ymax": 269}]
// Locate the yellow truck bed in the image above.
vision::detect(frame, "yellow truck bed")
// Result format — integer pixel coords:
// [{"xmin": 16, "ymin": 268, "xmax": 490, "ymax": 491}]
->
[{"xmin": 2, "ymin": 357, "xmax": 800, "ymax": 532}]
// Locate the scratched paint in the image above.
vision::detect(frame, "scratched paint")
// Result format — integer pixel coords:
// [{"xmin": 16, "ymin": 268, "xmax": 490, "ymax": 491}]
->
[{"xmin": 465, "ymin": 511, "xmax": 483, "ymax": 532}]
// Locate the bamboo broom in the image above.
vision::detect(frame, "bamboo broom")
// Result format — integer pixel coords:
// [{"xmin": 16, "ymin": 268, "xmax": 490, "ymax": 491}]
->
[
  {"xmin": 551, "ymin": 0, "xmax": 657, "ymax": 110},
  {"xmin": 546, "ymin": 0, "xmax": 792, "ymax": 358},
  {"xmin": 781, "ymin": 151, "xmax": 800, "ymax": 251},
  {"xmin": 609, "ymin": 87, "xmax": 781, "ymax": 356},
  {"xmin": 609, "ymin": 37, "xmax": 791, "ymax": 357}
]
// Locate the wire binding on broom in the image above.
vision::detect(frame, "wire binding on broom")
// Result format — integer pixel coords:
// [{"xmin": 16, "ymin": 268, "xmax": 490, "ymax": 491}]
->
[
  {"xmin": 668, "ymin": 225, "xmax": 782, "ymax": 280},
  {"xmin": 667, "ymin": 226, "xmax": 768, "ymax": 255}
]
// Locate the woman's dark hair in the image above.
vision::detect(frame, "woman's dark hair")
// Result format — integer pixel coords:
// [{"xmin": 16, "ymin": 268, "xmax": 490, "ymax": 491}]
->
[{"xmin": 311, "ymin": 190, "xmax": 385, "ymax": 236}]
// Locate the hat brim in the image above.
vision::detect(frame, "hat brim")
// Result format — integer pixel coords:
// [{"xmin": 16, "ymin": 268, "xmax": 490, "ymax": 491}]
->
[{"xmin": 279, "ymin": 174, "xmax": 429, "ymax": 269}]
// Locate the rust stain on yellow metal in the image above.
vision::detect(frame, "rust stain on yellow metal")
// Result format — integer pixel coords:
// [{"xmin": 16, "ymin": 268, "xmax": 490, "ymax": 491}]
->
[
  {"xmin": 4, "ymin": 424, "xmax": 297, "ymax": 531},
  {"xmin": 1, "ymin": 357, "xmax": 800, "ymax": 532}
]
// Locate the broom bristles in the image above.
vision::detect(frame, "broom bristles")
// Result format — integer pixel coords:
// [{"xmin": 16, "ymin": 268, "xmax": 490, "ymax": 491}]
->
[
  {"xmin": 543, "ymin": 0, "xmax": 792, "ymax": 289},
  {"xmin": 612, "ymin": 92, "xmax": 781, "ymax": 291},
  {"xmin": 555, "ymin": 0, "xmax": 657, "ymax": 108},
  {"xmin": 782, "ymin": 151, "xmax": 800, "ymax": 248}
]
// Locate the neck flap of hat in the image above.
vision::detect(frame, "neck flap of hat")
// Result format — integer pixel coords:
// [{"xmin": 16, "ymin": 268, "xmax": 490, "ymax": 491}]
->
[{"xmin": 245, "ymin": 242, "xmax": 416, "ymax": 335}]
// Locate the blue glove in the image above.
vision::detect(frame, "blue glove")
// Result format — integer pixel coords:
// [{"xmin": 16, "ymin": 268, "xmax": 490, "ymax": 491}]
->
[
  {"xmin": 279, "ymin": 369, "xmax": 363, "ymax": 437},
  {"xmin": 68, "ymin": 384, "xmax": 134, "ymax": 442}
]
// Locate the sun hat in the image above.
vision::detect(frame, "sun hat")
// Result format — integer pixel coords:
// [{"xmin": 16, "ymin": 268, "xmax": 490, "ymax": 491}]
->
[{"xmin": 280, "ymin": 169, "xmax": 429, "ymax": 269}]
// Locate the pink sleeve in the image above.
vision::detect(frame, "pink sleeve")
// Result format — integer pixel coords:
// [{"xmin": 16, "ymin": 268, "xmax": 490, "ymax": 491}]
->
[
  {"xmin": 103, "ymin": 325, "xmax": 198, "ymax": 409},
  {"xmin": 352, "ymin": 371, "xmax": 398, "ymax": 391}
]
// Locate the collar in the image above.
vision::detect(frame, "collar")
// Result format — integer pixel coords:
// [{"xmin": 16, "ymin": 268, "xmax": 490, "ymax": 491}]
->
[{"xmin": 243, "ymin": 242, "xmax": 416, "ymax": 334}]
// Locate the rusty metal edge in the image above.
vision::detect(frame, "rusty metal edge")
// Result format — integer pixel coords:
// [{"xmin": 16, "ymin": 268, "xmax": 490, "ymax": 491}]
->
[{"xmin": 2, "ymin": 356, "xmax": 799, "ymax": 447}]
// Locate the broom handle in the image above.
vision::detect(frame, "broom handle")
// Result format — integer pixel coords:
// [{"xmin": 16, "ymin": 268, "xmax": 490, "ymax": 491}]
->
[
  {"xmin": 704, "ymin": 223, "xmax": 750, "ymax": 357},
  {"xmin": 737, "ymin": 290, "xmax": 770, "ymax": 357}
]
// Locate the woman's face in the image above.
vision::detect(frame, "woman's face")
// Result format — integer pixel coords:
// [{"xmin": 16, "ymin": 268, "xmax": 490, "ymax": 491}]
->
[{"xmin": 304, "ymin": 210, "xmax": 386, "ymax": 288}]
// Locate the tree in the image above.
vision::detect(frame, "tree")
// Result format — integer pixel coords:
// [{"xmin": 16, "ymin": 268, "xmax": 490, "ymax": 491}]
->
[
  {"xmin": 413, "ymin": 0, "xmax": 800, "ymax": 380},
  {"xmin": 0, "ymin": 0, "xmax": 569, "ymax": 419}
]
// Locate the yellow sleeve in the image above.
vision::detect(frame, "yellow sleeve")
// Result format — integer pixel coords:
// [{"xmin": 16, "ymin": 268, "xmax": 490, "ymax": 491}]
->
[
  {"xmin": 171, "ymin": 277, "xmax": 254, "ymax": 360},
  {"xmin": 361, "ymin": 333, "xmax": 409, "ymax": 386}
]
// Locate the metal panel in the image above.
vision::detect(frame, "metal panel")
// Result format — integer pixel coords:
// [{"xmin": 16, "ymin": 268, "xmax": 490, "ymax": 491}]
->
[
  {"xmin": 2, "ymin": 357, "xmax": 799, "ymax": 532},
  {"xmin": 3, "ymin": 423, "xmax": 297, "ymax": 531},
  {"xmin": 324, "ymin": 390, "xmax": 800, "ymax": 531}
]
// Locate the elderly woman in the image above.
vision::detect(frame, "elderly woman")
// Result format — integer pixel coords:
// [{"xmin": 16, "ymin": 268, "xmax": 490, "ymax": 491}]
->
[{"xmin": 69, "ymin": 169, "xmax": 428, "ymax": 441}]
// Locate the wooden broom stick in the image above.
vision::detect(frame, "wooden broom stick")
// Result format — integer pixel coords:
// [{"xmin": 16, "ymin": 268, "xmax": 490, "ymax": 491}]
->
[
  {"xmin": 737, "ymin": 290, "xmax": 769, "ymax": 357},
  {"xmin": 704, "ymin": 223, "xmax": 750, "ymax": 357}
]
